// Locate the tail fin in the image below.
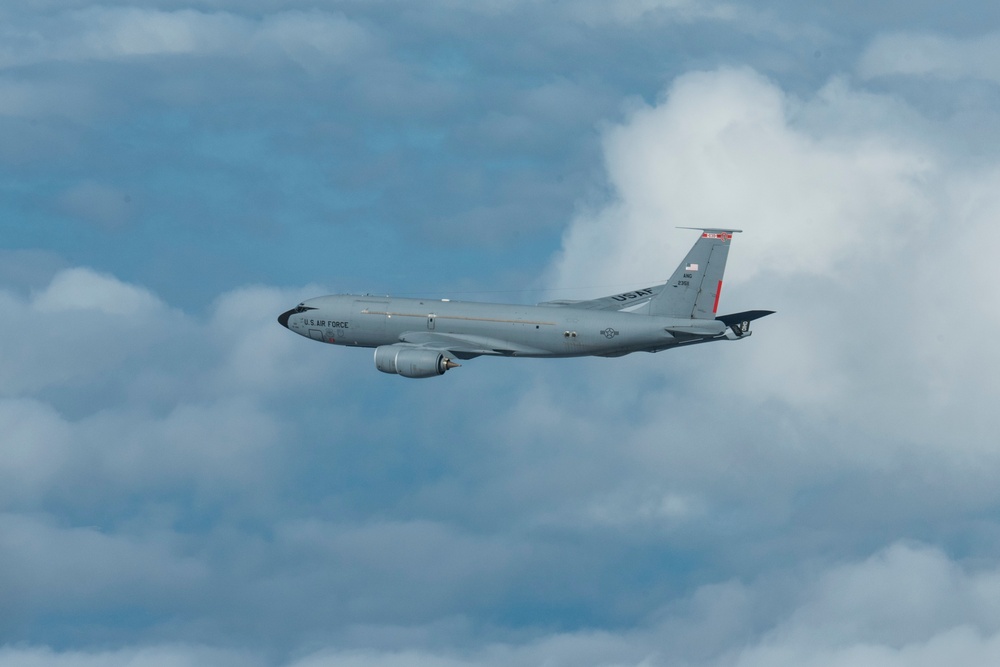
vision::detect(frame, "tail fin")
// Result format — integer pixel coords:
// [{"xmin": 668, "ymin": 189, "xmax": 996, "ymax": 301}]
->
[{"xmin": 648, "ymin": 228, "xmax": 740, "ymax": 318}]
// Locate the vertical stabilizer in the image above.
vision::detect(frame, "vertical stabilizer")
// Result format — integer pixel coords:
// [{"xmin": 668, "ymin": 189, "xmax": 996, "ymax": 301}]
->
[{"xmin": 648, "ymin": 229, "xmax": 740, "ymax": 318}]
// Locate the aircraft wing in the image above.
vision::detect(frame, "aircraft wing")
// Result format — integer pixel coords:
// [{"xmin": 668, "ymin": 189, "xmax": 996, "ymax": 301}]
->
[
  {"xmin": 537, "ymin": 284, "xmax": 665, "ymax": 312},
  {"xmin": 399, "ymin": 331, "xmax": 545, "ymax": 359}
]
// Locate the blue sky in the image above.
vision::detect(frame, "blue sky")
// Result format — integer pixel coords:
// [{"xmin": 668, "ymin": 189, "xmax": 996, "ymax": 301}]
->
[{"xmin": 3, "ymin": 2, "xmax": 1000, "ymax": 665}]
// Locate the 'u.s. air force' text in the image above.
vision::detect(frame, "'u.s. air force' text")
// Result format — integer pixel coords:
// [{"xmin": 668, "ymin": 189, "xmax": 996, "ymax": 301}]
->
[{"xmin": 305, "ymin": 319, "xmax": 349, "ymax": 328}]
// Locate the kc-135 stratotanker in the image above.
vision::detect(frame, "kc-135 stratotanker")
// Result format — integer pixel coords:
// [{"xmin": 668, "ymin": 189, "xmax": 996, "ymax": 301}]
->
[{"xmin": 278, "ymin": 228, "xmax": 774, "ymax": 378}]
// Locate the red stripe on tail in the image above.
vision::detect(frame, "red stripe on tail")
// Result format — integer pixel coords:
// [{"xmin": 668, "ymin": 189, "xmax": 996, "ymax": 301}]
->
[{"xmin": 713, "ymin": 280, "xmax": 723, "ymax": 313}]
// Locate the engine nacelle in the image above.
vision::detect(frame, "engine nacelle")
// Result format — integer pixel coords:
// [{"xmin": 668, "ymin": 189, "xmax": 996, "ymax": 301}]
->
[{"xmin": 374, "ymin": 345, "xmax": 459, "ymax": 378}]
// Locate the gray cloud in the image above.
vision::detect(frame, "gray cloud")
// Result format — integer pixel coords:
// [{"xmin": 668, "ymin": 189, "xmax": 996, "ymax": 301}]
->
[
  {"xmin": 0, "ymin": 644, "xmax": 259, "ymax": 667},
  {"xmin": 57, "ymin": 181, "xmax": 135, "ymax": 230},
  {"xmin": 859, "ymin": 31, "xmax": 1000, "ymax": 83},
  {"xmin": 4, "ymin": 543, "xmax": 999, "ymax": 666},
  {"xmin": 0, "ymin": 513, "xmax": 209, "ymax": 631},
  {"xmin": 0, "ymin": 7, "xmax": 372, "ymax": 70}
]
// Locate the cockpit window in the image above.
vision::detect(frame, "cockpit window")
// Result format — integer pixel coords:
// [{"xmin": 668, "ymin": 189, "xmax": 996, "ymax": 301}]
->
[{"xmin": 294, "ymin": 305, "xmax": 317, "ymax": 314}]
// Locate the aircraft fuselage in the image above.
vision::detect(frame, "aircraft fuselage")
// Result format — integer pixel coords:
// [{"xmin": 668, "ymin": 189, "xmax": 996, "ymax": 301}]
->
[{"xmin": 280, "ymin": 294, "xmax": 724, "ymax": 359}]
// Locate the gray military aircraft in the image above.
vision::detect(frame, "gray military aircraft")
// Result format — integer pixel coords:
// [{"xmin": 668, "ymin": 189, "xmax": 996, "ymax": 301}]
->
[{"xmin": 278, "ymin": 228, "xmax": 773, "ymax": 378}]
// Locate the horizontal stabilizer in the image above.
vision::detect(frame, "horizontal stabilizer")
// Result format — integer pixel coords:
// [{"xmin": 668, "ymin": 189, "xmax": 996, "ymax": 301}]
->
[{"xmin": 715, "ymin": 310, "xmax": 776, "ymax": 326}]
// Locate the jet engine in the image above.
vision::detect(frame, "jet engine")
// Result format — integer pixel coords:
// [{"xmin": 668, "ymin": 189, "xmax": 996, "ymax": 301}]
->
[{"xmin": 374, "ymin": 345, "xmax": 460, "ymax": 378}]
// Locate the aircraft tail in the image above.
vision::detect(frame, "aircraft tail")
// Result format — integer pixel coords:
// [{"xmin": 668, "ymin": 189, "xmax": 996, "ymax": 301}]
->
[{"xmin": 648, "ymin": 228, "xmax": 740, "ymax": 319}]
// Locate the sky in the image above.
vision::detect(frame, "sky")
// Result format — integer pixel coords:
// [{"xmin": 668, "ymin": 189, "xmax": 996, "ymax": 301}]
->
[{"xmin": 2, "ymin": 1, "xmax": 1000, "ymax": 665}]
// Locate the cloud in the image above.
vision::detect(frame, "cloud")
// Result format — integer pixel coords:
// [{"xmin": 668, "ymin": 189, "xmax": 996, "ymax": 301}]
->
[
  {"xmin": 548, "ymin": 67, "xmax": 933, "ymax": 289},
  {"xmin": 0, "ymin": 8, "xmax": 373, "ymax": 70},
  {"xmin": 0, "ymin": 269, "xmax": 338, "ymax": 510},
  {"xmin": 204, "ymin": 285, "xmax": 335, "ymax": 397},
  {"xmin": 1, "ymin": 542, "xmax": 973, "ymax": 667},
  {"xmin": 569, "ymin": 0, "xmax": 741, "ymax": 25},
  {"xmin": 0, "ymin": 249, "xmax": 66, "ymax": 295},
  {"xmin": 3, "ymin": 543, "xmax": 1000, "ymax": 666},
  {"xmin": 0, "ymin": 78, "xmax": 100, "ymax": 119},
  {"xmin": 4, "ymin": 6, "xmax": 1000, "ymax": 663},
  {"xmin": 542, "ymin": 67, "xmax": 998, "ymax": 455},
  {"xmin": 0, "ymin": 267, "xmax": 179, "ymax": 395},
  {"xmin": 777, "ymin": 544, "xmax": 1000, "ymax": 649},
  {"xmin": 859, "ymin": 31, "xmax": 1000, "ymax": 83},
  {"xmin": 268, "ymin": 543, "xmax": 1000, "ymax": 665},
  {"xmin": 0, "ymin": 399, "xmax": 73, "ymax": 502},
  {"xmin": 0, "ymin": 514, "xmax": 210, "ymax": 637},
  {"xmin": 0, "ymin": 644, "xmax": 259, "ymax": 667},
  {"xmin": 0, "ymin": 267, "xmax": 333, "ymax": 400},
  {"xmin": 57, "ymin": 181, "xmax": 135, "ymax": 230},
  {"xmin": 32, "ymin": 266, "xmax": 161, "ymax": 315},
  {"xmin": 717, "ymin": 544, "xmax": 1000, "ymax": 667}
]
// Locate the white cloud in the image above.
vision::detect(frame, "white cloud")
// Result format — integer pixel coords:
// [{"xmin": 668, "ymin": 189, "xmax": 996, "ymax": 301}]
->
[
  {"xmin": 205, "ymin": 284, "xmax": 336, "ymax": 396},
  {"xmin": 0, "ymin": 269, "xmax": 337, "ymax": 506},
  {"xmin": 543, "ymin": 66, "xmax": 995, "ymax": 458},
  {"xmin": 775, "ymin": 544, "xmax": 1000, "ymax": 649},
  {"xmin": 0, "ymin": 513, "xmax": 208, "ymax": 616},
  {"xmin": 81, "ymin": 397, "xmax": 284, "ymax": 493},
  {"xmin": 32, "ymin": 266, "xmax": 162, "ymax": 315},
  {"xmin": 0, "ymin": 267, "xmax": 185, "ymax": 395},
  {"xmin": 720, "ymin": 545, "xmax": 1000, "ymax": 667},
  {"xmin": 548, "ymin": 67, "xmax": 933, "ymax": 290},
  {"xmin": 1, "ymin": 266, "xmax": 336, "ymax": 400},
  {"xmin": 0, "ymin": 396, "xmax": 285, "ymax": 507},
  {"xmin": 579, "ymin": 488, "xmax": 706, "ymax": 528},
  {"xmin": 0, "ymin": 399, "xmax": 73, "ymax": 502}
]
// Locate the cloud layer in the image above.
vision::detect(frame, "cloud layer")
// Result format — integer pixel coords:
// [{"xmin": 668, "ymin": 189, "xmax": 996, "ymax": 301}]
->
[{"xmin": 4, "ymin": 2, "xmax": 1000, "ymax": 666}]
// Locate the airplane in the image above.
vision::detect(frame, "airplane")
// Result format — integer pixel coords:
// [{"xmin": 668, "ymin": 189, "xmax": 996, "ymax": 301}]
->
[{"xmin": 278, "ymin": 228, "xmax": 773, "ymax": 378}]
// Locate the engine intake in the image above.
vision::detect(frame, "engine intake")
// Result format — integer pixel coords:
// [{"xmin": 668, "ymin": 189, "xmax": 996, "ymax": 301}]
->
[{"xmin": 374, "ymin": 345, "xmax": 460, "ymax": 378}]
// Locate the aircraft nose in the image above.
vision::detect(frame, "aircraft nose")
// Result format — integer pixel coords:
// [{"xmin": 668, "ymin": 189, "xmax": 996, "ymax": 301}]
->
[{"xmin": 278, "ymin": 308, "xmax": 295, "ymax": 329}]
